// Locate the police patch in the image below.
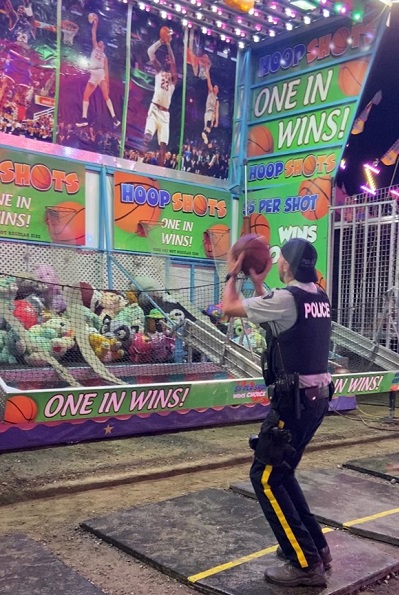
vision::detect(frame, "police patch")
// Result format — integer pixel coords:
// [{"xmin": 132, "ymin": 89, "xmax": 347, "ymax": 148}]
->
[{"xmin": 262, "ymin": 290, "xmax": 274, "ymax": 300}]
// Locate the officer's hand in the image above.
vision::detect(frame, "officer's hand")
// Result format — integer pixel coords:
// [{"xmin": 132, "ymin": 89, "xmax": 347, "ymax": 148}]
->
[
  {"xmin": 227, "ymin": 251, "xmax": 245, "ymax": 277},
  {"xmin": 249, "ymin": 255, "xmax": 273, "ymax": 284}
]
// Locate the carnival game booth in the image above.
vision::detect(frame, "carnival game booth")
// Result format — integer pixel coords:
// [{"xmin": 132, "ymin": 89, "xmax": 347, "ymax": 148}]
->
[{"xmin": 0, "ymin": 0, "xmax": 395, "ymax": 449}]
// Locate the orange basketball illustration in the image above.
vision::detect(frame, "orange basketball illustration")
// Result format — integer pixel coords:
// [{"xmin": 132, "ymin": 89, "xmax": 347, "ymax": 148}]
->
[
  {"xmin": 3, "ymin": 395, "xmax": 38, "ymax": 424},
  {"xmin": 203, "ymin": 224, "xmax": 230, "ymax": 259},
  {"xmin": 331, "ymin": 26, "xmax": 350, "ymax": 56},
  {"xmin": 193, "ymin": 194, "xmax": 208, "ymax": 216},
  {"xmin": 338, "ymin": 59, "xmax": 369, "ymax": 96},
  {"xmin": 45, "ymin": 201, "xmax": 85, "ymax": 245},
  {"xmin": 299, "ymin": 176, "xmax": 331, "ymax": 220},
  {"xmin": 303, "ymin": 155, "xmax": 317, "ymax": 177},
  {"xmin": 316, "ymin": 269, "xmax": 326, "ymax": 290},
  {"xmin": 30, "ymin": 164, "xmax": 53, "ymax": 191},
  {"xmin": 114, "ymin": 175, "xmax": 161, "ymax": 234},
  {"xmin": 241, "ymin": 213, "xmax": 271, "ymax": 242},
  {"xmin": 247, "ymin": 126, "xmax": 274, "ymax": 157}
]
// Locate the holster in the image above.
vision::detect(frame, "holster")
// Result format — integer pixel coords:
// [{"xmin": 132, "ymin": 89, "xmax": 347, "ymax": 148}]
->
[{"xmin": 255, "ymin": 410, "xmax": 295, "ymax": 466}]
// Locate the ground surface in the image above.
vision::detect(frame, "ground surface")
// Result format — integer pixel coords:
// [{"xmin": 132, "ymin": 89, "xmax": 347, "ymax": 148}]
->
[{"xmin": 0, "ymin": 398, "xmax": 399, "ymax": 595}]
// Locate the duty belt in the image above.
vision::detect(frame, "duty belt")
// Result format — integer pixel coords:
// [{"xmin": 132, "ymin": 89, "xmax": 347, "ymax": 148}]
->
[{"xmin": 300, "ymin": 385, "xmax": 330, "ymax": 401}]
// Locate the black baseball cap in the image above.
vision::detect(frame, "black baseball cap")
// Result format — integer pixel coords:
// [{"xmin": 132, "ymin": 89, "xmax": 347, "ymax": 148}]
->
[{"xmin": 281, "ymin": 239, "xmax": 318, "ymax": 283}]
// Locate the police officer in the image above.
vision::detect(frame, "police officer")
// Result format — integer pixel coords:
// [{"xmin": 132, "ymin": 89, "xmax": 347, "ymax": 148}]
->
[{"xmin": 223, "ymin": 238, "xmax": 333, "ymax": 588}]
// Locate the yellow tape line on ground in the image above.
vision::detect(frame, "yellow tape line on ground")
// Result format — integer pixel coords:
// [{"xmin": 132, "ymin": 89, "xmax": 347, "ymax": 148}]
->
[{"xmin": 188, "ymin": 506, "xmax": 399, "ymax": 583}]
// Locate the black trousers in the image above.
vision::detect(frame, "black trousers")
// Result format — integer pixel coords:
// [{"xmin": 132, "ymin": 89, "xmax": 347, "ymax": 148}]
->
[{"xmin": 250, "ymin": 395, "xmax": 329, "ymax": 570}]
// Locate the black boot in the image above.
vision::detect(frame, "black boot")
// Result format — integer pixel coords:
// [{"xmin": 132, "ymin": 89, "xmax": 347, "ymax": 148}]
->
[
  {"xmin": 276, "ymin": 544, "xmax": 332, "ymax": 570},
  {"xmin": 265, "ymin": 561, "xmax": 327, "ymax": 587}
]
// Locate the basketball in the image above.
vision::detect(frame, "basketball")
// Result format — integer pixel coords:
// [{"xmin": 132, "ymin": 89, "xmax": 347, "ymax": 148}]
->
[
  {"xmin": 203, "ymin": 224, "xmax": 230, "ymax": 259},
  {"xmin": 299, "ymin": 176, "xmax": 331, "ymax": 220},
  {"xmin": 3, "ymin": 395, "xmax": 38, "ymax": 424},
  {"xmin": 193, "ymin": 194, "xmax": 208, "ymax": 216},
  {"xmin": 88, "ymin": 13, "xmax": 98, "ymax": 23},
  {"xmin": 247, "ymin": 126, "xmax": 274, "ymax": 157},
  {"xmin": 331, "ymin": 26, "xmax": 350, "ymax": 56},
  {"xmin": 338, "ymin": 59, "xmax": 369, "ymax": 96},
  {"xmin": 316, "ymin": 269, "xmax": 326, "ymax": 290},
  {"xmin": 231, "ymin": 234, "xmax": 271, "ymax": 276},
  {"xmin": 160, "ymin": 26, "xmax": 172, "ymax": 44},
  {"xmin": 303, "ymin": 155, "xmax": 317, "ymax": 177},
  {"xmin": 45, "ymin": 201, "xmax": 86, "ymax": 245},
  {"xmin": 30, "ymin": 164, "xmax": 52, "ymax": 191},
  {"xmin": 241, "ymin": 213, "xmax": 271, "ymax": 242},
  {"xmin": 114, "ymin": 176, "xmax": 161, "ymax": 234}
]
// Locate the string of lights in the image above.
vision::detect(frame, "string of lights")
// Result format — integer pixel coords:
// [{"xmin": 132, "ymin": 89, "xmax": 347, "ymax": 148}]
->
[{"xmin": 114, "ymin": 0, "xmax": 368, "ymax": 46}]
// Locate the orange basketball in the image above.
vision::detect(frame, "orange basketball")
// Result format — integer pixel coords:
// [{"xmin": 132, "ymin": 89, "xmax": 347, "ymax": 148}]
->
[
  {"xmin": 316, "ymin": 269, "xmax": 326, "ymax": 290},
  {"xmin": 338, "ymin": 59, "xmax": 369, "ymax": 96},
  {"xmin": 45, "ymin": 201, "xmax": 85, "ymax": 245},
  {"xmin": 30, "ymin": 164, "xmax": 53, "ymax": 191},
  {"xmin": 303, "ymin": 155, "xmax": 317, "ymax": 177},
  {"xmin": 193, "ymin": 194, "xmax": 208, "ymax": 216},
  {"xmin": 299, "ymin": 176, "xmax": 331, "ymax": 220},
  {"xmin": 160, "ymin": 26, "xmax": 172, "ymax": 43},
  {"xmin": 231, "ymin": 234, "xmax": 271, "ymax": 276},
  {"xmin": 203, "ymin": 224, "xmax": 230, "ymax": 259},
  {"xmin": 331, "ymin": 26, "xmax": 350, "ymax": 56},
  {"xmin": 3, "ymin": 395, "xmax": 38, "ymax": 424},
  {"xmin": 241, "ymin": 213, "xmax": 271, "ymax": 242},
  {"xmin": 114, "ymin": 175, "xmax": 161, "ymax": 234},
  {"xmin": 247, "ymin": 126, "xmax": 274, "ymax": 157}
]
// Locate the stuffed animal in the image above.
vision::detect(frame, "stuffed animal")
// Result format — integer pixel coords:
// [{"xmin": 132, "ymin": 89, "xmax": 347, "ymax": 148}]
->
[
  {"xmin": 113, "ymin": 301, "xmax": 145, "ymax": 332},
  {"xmin": 232, "ymin": 320, "xmax": 266, "ymax": 355},
  {"xmin": 0, "ymin": 330, "xmax": 17, "ymax": 364},
  {"xmin": 98, "ymin": 291, "xmax": 127, "ymax": 322},
  {"xmin": 88, "ymin": 332, "xmax": 124, "ymax": 363},
  {"xmin": 35, "ymin": 264, "xmax": 66, "ymax": 314},
  {"xmin": 25, "ymin": 317, "xmax": 75, "ymax": 366},
  {"xmin": 101, "ymin": 317, "xmax": 132, "ymax": 356},
  {"xmin": 129, "ymin": 331, "xmax": 153, "ymax": 364}
]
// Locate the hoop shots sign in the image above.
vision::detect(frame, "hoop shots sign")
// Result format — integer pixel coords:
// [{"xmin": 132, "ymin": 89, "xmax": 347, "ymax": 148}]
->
[
  {"xmin": 113, "ymin": 171, "xmax": 231, "ymax": 259},
  {"xmin": 0, "ymin": 148, "xmax": 85, "ymax": 245},
  {"xmin": 242, "ymin": 13, "xmax": 387, "ymax": 289}
]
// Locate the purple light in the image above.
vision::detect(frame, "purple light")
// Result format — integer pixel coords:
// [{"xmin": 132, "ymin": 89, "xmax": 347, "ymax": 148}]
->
[
  {"xmin": 361, "ymin": 185, "xmax": 376, "ymax": 195},
  {"xmin": 363, "ymin": 163, "xmax": 380, "ymax": 174},
  {"xmin": 390, "ymin": 188, "xmax": 399, "ymax": 198}
]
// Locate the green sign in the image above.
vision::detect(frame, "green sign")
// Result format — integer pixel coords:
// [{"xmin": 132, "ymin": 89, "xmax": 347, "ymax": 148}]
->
[
  {"xmin": 0, "ymin": 148, "xmax": 86, "ymax": 245},
  {"xmin": 114, "ymin": 171, "xmax": 231, "ymax": 259},
  {"xmin": 239, "ymin": 16, "xmax": 386, "ymax": 288}
]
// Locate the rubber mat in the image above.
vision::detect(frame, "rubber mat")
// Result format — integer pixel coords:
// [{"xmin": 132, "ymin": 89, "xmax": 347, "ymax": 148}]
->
[
  {"xmin": 81, "ymin": 487, "xmax": 399, "ymax": 595},
  {"xmin": 230, "ymin": 468, "xmax": 399, "ymax": 545},
  {"xmin": 0, "ymin": 533, "xmax": 104, "ymax": 595},
  {"xmin": 344, "ymin": 452, "xmax": 399, "ymax": 481}
]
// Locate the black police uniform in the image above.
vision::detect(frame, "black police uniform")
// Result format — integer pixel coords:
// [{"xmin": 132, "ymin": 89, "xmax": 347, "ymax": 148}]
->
[{"xmin": 250, "ymin": 285, "xmax": 332, "ymax": 571}]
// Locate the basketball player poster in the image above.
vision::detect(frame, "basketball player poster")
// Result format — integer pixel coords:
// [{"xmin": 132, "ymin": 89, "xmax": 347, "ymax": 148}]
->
[
  {"xmin": 125, "ymin": 11, "xmax": 184, "ymax": 169},
  {"xmin": 57, "ymin": 0, "xmax": 126, "ymax": 157},
  {"xmin": 113, "ymin": 171, "xmax": 230, "ymax": 260},
  {"xmin": 0, "ymin": 0, "xmax": 57, "ymax": 140},
  {"xmin": 183, "ymin": 29, "xmax": 236, "ymax": 180},
  {"xmin": 242, "ymin": 12, "xmax": 387, "ymax": 289},
  {"xmin": 0, "ymin": 147, "xmax": 85, "ymax": 245}
]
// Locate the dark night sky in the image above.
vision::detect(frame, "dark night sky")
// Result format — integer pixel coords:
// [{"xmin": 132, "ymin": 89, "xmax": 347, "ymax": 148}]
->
[{"xmin": 335, "ymin": 5, "xmax": 399, "ymax": 195}]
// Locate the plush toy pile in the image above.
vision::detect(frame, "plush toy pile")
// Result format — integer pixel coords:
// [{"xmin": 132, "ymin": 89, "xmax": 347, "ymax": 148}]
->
[{"xmin": 0, "ymin": 269, "xmax": 183, "ymax": 368}]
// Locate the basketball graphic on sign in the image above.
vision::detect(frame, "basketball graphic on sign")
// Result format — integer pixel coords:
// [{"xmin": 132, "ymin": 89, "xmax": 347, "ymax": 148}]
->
[
  {"xmin": 299, "ymin": 176, "xmax": 331, "ymax": 220},
  {"xmin": 241, "ymin": 213, "xmax": 271, "ymax": 242},
  {"xmin": 3, "ymin": 395, "xmax": 38, "ymax": 424},
  {"xmin": 114, "ymin": 175, "xmax": 161, "ymax": 234},
  {"xmin": 203, "ymin": 224, "xmax": 230, "ymax": 259},
  {"xmin": 45, "ymin": 201, "xmax": 85, "ymax": 245},
  {"xmin": 338, "ymin": 59, "xmax": 369, "ymax": 96},
  {"xmin": 247, "ymin": 126, "xmax": 274, "ymax": 157}
]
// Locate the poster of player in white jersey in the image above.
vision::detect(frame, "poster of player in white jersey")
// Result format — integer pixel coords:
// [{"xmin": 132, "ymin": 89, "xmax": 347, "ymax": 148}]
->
[
  {"xmin": 126, "ymin": 14, "xmax": 184, "ymax": 169},
  {"xmin": 57, "ymin": 0, "xmax": 126, "ymax": 156},
  {"xmin": 183, "ymin": 29, "xmax": 236, "ymax": 180},
  {"xmin": 0, "ymin": 0, "xmax": 56, "ymax": 141}
]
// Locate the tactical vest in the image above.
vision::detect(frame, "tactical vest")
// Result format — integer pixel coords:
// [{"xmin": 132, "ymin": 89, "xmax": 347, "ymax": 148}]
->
[{"xmin": 263, "ymin": 286, "xmax": 331, "ymax": 384}]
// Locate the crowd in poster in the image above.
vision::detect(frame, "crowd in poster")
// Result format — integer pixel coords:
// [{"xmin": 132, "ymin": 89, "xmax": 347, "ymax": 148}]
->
[
  {"xmin": 0, "ymin": 0, "xmax": 57, "ymax": 141},
  {"xmin": 0, "ymin": 1, "xmax": 236, "ymax": 178}
]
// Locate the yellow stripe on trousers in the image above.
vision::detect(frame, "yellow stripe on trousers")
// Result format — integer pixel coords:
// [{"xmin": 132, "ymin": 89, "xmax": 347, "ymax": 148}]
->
[{"xmin": 261, "ymin": 463, "xmax": 309, "ymax": 568}]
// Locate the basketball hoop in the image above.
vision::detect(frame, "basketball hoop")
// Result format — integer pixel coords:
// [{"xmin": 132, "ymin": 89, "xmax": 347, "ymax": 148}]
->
[
  {"xmin": 61, "ymin": 20, "xmax": 79, "ymax": 46},
  {"xmin": 136, "ymin": 220, "xmax": 163, "ymax": 238}
]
